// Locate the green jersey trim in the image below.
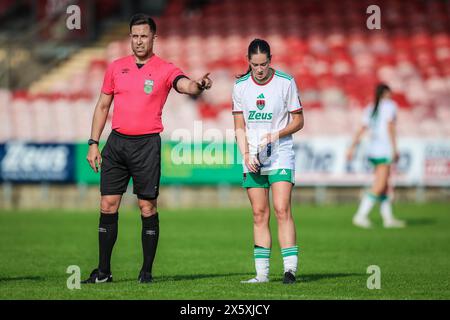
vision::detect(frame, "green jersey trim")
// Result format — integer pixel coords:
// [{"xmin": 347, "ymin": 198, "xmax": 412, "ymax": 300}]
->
[
  {"xmin": 275, "ymin": 70, "xmax": 293, "ymax": 80},
  {"xmin": 235, "ymin": 73, "xmax": 251, "ymax": 84}
]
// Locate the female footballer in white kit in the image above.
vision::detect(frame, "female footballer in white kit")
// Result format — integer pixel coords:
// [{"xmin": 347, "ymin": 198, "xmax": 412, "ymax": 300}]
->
[
  {"xmin": 347, "ymin": 83, "xmax": 406, "ymax": 228},
  {"xmin": 232, "ymin": 39, "xmax": 304, "ymax": 284}
]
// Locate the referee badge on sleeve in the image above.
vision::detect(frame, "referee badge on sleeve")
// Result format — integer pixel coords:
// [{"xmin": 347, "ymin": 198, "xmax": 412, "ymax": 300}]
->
[{"xmin": 144, "ymin": 79, "xmax": 154, "ymax": 94}]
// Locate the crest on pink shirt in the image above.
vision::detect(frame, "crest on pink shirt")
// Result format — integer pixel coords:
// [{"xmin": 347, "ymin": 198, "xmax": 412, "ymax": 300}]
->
[{"xmin": 144, "ymin": 79, "xmax": 154, "ymax": 94}]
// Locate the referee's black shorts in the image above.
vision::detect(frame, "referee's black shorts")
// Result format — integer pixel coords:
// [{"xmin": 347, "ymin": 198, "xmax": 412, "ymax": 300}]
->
[{"xmin": 100, "ymin": 130, "xmax": 161, "ymax": 200}]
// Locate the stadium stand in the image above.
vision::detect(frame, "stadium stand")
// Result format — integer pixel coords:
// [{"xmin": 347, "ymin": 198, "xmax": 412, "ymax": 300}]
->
[{"xmin": 1, "ymin": 0, "xmax": 449, "ymax": 142}]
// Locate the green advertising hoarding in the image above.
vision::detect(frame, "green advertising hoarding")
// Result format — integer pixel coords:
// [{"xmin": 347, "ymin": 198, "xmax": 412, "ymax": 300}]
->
[
  {"xmin": 75, "ymin": 141, "xmax": 243, "ymax": 185},
  {"xmin": 76, "ymin": 142, "xmax": 105, "ymax": 185}
]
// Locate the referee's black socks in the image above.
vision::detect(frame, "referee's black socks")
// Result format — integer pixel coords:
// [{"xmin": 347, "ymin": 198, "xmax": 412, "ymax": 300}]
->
[
  {"xmin": 141, "ymin": 213, "xmax": 159, "ymax": 275},
  {"xmin": 98, "ymin": 212, "xmax": 118, "ymax": 274}
]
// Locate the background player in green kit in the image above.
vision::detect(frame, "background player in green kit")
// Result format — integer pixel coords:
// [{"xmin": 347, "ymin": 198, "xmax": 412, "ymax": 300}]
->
[
  {"xmin": 347, "ymin": 83, "xmax": 406, "ymax": 229},
  {"xmin": 232, "ymin": 39, "xmax": 304, "ymax": 284}
]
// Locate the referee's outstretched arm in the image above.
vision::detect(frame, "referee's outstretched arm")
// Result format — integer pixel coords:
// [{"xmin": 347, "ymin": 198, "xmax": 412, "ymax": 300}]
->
[
  {"xmin": 86, "ymin": 92, "xmax": 113, "ymax": 173},
  {"xmin": 175, "ymin": 72, "xmax": 213, "ymax": 96}
]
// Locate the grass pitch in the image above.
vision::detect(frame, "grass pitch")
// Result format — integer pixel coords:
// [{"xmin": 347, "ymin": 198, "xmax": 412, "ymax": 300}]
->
[{"xmin": 0, "ymin": 202, "xmax": 449, "ymax": 300}]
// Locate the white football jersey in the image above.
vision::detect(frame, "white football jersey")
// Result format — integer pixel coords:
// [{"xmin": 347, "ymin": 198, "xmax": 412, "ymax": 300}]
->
[
  {"xmin": 232, "ymin": 69, "xmax": 302, "ymax": 173},
  {"xmin": 362, "ymin": 98, "xmax": 397, "ymax": 159}
]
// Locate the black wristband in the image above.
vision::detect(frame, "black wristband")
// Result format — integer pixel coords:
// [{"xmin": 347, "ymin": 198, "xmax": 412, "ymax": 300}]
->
[
  {"xmin": 88, "ymin": 139, "xmax": 99, "ymax": 146},
  {"xmin": 173, "ymin": 75, "xmax": 189, "ymax": 93}
]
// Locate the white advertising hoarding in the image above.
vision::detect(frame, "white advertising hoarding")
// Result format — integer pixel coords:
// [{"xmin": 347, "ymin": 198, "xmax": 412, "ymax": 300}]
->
[{"xmin": 294, "ymin": 137, "xmax": 450, "ymax": 186}]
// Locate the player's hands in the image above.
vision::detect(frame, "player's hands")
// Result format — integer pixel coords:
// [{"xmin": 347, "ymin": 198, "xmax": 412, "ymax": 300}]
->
[
  {"xmin": 196, "ymin": 73, "xmax": 212, "ymax": 91},
  {"xmin": 244, "ymin": 152, "xmax": 260, "ymax": 173},
  {"xmin": 259, "ymin": 132, "xmax": 277, "ymax": 150},
  {"xmin": 87, "ymin": 145, "xmax": 102, "ymax": 173}
]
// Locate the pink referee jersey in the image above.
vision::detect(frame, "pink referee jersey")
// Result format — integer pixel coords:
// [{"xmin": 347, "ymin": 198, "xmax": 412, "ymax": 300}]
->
[{"xmin": 101, "ymin": 54, "xmax": 185, "ymax": 135}]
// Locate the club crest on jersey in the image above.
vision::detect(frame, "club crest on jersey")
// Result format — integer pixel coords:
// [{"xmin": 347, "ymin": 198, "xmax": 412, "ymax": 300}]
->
[
  {"xmin": 249, "ymin": 93, "xmax": 272, "ymax": 121},
  {"xmin": 256, "ymin": 93, "xmax": 265, "ymax": 110},
  {"xmin": 256, "ymin": 93, "xmax": 266, "ymax": 110},
  {"xmin": 144, "ymin": 79, "xmax": 154, "ymax": 94}
]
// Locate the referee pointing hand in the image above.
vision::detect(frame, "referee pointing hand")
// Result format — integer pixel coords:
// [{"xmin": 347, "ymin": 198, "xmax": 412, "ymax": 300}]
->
[{"xmin": 83, "ymin": 14, "xmax": 212, "ymax": 284}]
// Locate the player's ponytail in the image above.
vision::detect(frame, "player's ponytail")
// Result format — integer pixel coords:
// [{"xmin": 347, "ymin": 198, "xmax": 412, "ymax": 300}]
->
[
  {"xmin": 372, "ymin": 83, "xmax": 391, "ymax": 118},
  {"xmin": 237, "ymin": 65, "xmax": 252, "ymax": 79},
  {"xmin": 236, "ymin": 38, "xmax": 272, "ymax": 79}
]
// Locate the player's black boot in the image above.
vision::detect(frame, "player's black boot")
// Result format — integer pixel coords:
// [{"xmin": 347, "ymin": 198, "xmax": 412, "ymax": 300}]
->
[
  {"xmin": 138, "ymin": 270, "xmax": 153, "ymax": 283},
  {"xmin": 283, "ymin": 270, "xmax": 296, "ymax": 284},
  {"xmin": 81, "ymin": 268, "xmax": 113, "ymax": 284}
]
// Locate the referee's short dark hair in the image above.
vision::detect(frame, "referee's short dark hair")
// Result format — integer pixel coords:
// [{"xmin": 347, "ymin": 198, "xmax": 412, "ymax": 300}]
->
[{"xmin": 129, "ymin": 13, "xmax": 156, "ymax": 34}]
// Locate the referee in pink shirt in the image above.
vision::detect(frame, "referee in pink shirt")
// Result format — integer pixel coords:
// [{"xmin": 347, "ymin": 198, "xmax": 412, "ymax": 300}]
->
[{"xmin": 82, "ymin": 14, "xmax": 212, "ymax": 284}]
